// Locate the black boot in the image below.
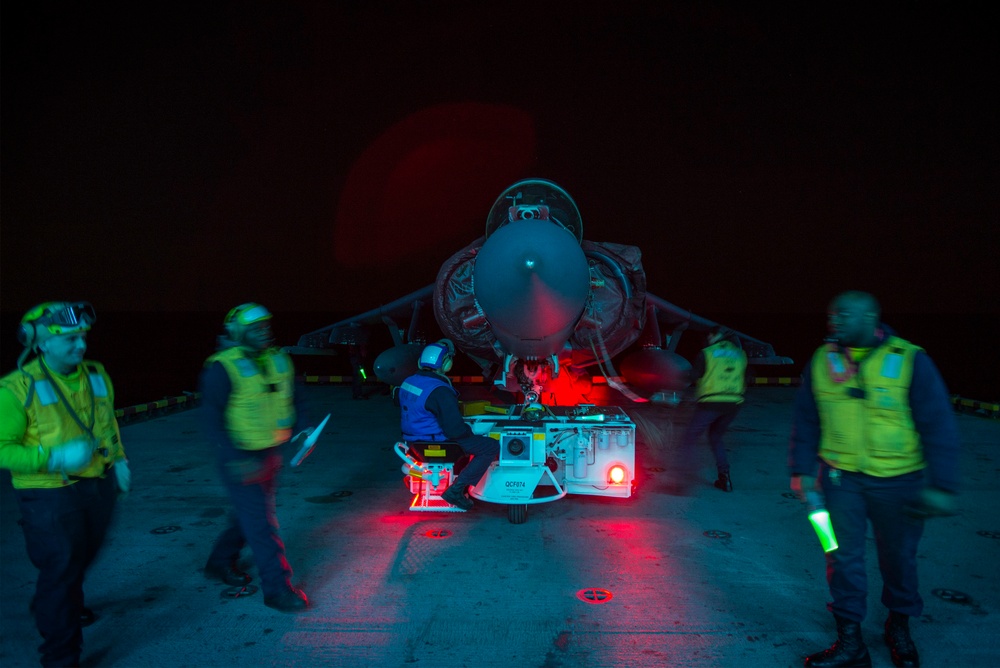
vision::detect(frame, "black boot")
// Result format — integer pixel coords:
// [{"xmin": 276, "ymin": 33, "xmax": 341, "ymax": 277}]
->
[
  {"xmin": 884, "ymin": 612, "xmax": 919, "ymax": 667},
  {"xmin": 713, "ymin": 470, "xmax": 733, "ymax": 492},
  {"xmin": 805, "ymin": 614, "xmax": 872, "ymax": 667},
  {"xmin": 441, "ymin": 482, "xmax": 473, "ymax": 510}
]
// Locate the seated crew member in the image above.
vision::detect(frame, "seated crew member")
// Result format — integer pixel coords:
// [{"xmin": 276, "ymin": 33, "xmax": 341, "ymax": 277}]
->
[{"xmin": 397, "ymin": 340, "xmax": 499, "ymax": 510}]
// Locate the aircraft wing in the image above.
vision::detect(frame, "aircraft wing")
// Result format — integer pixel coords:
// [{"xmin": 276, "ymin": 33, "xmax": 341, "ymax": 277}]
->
[
  {"xmin": 285, "ymin": 284, "xmax": 435, "ymax": 354},
  {"xmin": 644, "ymin": 293, "xmax": 793, "ymax": 365}
]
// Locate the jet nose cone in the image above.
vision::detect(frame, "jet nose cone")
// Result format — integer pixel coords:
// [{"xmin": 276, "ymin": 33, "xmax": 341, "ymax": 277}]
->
[{"xmin": 474, "ymin": 220, "xmax": 590, "ymax": 358}]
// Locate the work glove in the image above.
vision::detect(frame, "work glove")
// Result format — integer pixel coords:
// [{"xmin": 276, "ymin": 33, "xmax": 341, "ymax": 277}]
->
[
  {"xmin": 790, "ymin": 474, "xmax": 817, "ymax": 502},
  {"xmin": 45, "ymin": 438, "xmax": 95, "ymax": 474},
  {"xmin": 291, "ymin": 427, "xmax": 315, "ymax": 443},
  {"xmin": 114, "ymin": 459, "xmax": 132, "ymax": 496},
  {"xmin": 905, "ymin": 487, "xmax": 958, "ymax": 519}
]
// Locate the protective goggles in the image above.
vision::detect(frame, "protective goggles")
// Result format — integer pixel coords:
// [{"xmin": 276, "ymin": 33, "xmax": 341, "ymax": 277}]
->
[{"xmin": 33, "ymin": 302, "xmax": 96, "ymax": 333}]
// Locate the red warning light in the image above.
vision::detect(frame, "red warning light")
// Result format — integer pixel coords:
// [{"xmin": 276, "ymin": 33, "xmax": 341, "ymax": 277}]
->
[{"xmin": 608, "ymin": 465, "xmax": 626, "ymax": 485}]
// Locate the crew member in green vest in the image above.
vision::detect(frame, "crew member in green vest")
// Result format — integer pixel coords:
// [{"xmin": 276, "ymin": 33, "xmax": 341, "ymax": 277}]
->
[
  {"xmin": 790, "ymin": 291, "xmax": 959, "ymax": 668},
  {"xmin": 675, "ymin": 326, "xmax": 748, "ymax": 492},
  {"xmin": 200, "ymin": 303, "xmax": 309, "ymax": 612},
  {"xmin": 0, "ymin": 301, "xmax": 131, "ymax": 666}
]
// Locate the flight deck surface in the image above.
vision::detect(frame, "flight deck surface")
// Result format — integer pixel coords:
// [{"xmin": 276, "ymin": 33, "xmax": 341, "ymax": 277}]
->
[{"xmin": 1, "ymin": 386, "xmax": 997, "ymax": 667}]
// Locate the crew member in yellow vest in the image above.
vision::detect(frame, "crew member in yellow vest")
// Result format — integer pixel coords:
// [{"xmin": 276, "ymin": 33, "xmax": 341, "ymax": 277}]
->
[
  {"xmin": 0, "ymin": 301, "xmax": 131, "ymax": 667},
  {"xmin": 200, "ymin": 303, "xmax": 308, "ymax": 613},
  {"xmin": 675, "ymin": 326, "xmax": 747, "ymax": 492},
  {"xmin": 790, "ymin": 291, "xmax": 959, "ymax": 668}
]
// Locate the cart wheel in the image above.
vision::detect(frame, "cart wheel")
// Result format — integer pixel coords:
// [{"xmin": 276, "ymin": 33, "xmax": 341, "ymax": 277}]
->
[{"xmin": 508, "ymin": 504, "xmax": 528, "ymax": 524}]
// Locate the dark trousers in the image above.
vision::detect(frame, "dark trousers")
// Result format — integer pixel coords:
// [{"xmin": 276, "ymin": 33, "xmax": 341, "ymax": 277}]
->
[
  {"xmin": 820, "ymin": 466, "xmax": 925, "ymax": 622},
  {"xmin": 678, "ymin": 402, "xmax": 741, "ymax": 473},
  {"xmin": 208, "ymin": 447, "xmax": 293, "ymax": 597},
  {"xmin": 452, "ymin": 434, "xmax": 500, "ymax": 488},
  {"xmin": 14, "ymin": 475, "xmax": 118, "ymax": 667}
]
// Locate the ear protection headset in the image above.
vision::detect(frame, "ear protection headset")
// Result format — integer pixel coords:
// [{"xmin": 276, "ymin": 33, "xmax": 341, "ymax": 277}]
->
[
  {"xmin": 224, "ymin": 303, "xmax": 272, "ymax": 343},
  {"xmin": 418, "ymin": 339, "xmax": 455, "ymax": 372},
  {"xmin": 17, "ymin": 302, "xmax": 95, "ymax": 349}
]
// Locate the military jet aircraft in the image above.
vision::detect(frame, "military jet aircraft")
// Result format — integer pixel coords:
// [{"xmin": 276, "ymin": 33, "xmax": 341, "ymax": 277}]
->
[{"xmin": 289, "ymin": 178, "xmax": 791, "ymax": 405}]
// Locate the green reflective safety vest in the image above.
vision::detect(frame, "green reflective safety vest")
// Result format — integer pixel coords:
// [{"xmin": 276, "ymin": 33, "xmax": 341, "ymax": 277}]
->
[
  {"xmin": 207, "ymin": 347, "xmax": 296, "ymax": 451},
  {"xmin": 0, "ymin": 358, "xmax": 122, "ymax": 489},
  {"xmin": 696, "ymin": 341, "xmax": 747, "ymax": 403},
  {"xmin": 811, "ymin": 335, "xmax": 924, "ymax": 477}
]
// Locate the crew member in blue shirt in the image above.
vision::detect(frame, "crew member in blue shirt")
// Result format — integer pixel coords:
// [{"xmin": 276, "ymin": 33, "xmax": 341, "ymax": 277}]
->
[{"xmin": 397, "ymin": 340, "xmax": 499, "ymax": 510}]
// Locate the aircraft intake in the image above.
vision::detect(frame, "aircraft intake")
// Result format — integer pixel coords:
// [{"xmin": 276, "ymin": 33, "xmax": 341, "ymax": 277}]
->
[{"xmin": 373, "ymin": 343, "xmax": 424, "ymax": 386}]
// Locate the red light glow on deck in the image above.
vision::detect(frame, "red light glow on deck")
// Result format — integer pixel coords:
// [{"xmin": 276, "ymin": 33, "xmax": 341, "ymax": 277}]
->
[{"xmin": 576, "ymin": 587, "xmax": 614, "ymax": 604}]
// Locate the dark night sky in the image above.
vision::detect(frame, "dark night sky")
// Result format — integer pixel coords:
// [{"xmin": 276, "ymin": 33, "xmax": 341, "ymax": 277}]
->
[{"xmin": 2, "ymin": 2, "xmax": 997, "ymax": 319}]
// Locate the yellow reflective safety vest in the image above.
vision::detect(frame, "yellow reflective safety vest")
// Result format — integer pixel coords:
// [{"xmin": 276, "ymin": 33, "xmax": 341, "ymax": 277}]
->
[
  {"xmin": 696, "ymin": 341, "xmax": 747, "ymax": 403},
  {"xmin": 810, "ymin": 335, "xmax": 924, "ymax": 476},
  {"xmin": 207, "ymin": 347, "xmax": 296, "ymax": 451},
  {"xmin": 0, "ymin": 358, "xmax": 123, "ymax": 489}
]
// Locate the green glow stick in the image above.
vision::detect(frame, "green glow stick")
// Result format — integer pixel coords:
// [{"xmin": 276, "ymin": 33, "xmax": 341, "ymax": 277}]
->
[{"xmin": 806, "ymin": 491, "xmax": 839, "ymax": 553}]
